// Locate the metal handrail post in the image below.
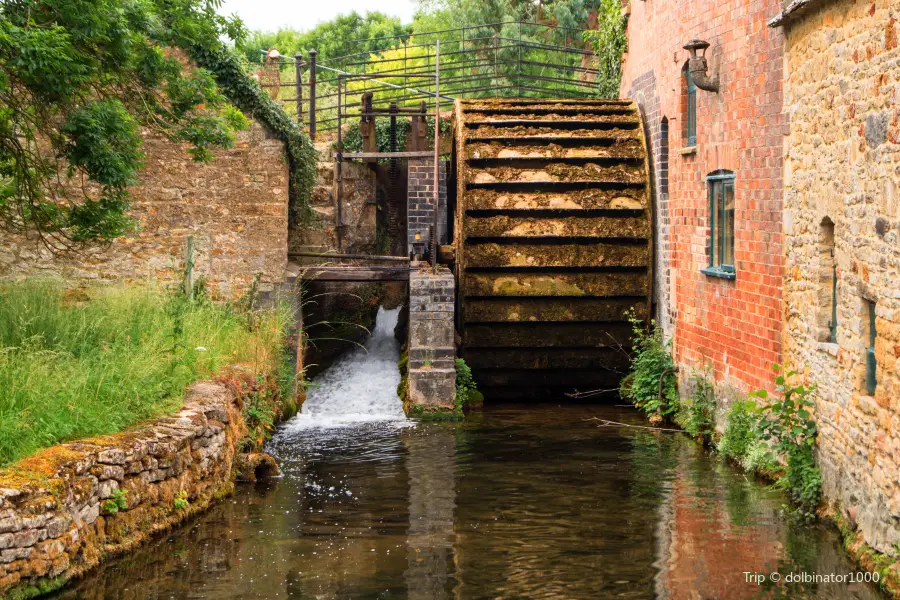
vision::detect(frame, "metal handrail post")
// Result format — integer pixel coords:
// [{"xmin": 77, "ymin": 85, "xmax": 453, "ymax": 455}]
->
[
  {"xmin": 309, "ymin": 49, "xmax": 317, "ymax": 141},
  {"xmin": 295, "ymin": 52, "xmax": 303, "ymax": 128},
  {"xmin": 432, "ymin": 40, "xmax": 440, "ymax": 270}
]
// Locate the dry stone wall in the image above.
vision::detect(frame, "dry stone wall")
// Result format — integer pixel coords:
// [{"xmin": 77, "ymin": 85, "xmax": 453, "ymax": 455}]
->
[
  {"xmin": 0, "ymin": 122, "xmax": 289, "ymax": 299},
  {"xmin": 779, "ymin": 0, "xmax": 900, "ymax": 554},
  {"xmin": 0, "ymin": 381, "xmax": 249, "ymax": 598}
]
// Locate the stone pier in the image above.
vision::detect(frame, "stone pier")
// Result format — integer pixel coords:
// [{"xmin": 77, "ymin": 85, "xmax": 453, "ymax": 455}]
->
[{"xmin": 406, "ymin": 266, "xmax": 456, "ymax": 414}]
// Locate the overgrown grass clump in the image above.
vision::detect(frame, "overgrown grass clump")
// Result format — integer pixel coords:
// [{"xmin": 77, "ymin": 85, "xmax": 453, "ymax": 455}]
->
[{"xmin": 0, "ymin": 281, "xmax": 288, "ymax": 466}]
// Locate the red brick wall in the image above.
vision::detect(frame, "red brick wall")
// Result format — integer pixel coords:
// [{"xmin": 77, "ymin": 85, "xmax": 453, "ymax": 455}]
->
[{"xmin": 621, "ymin": 0, "xmax": 785, "ymax": 394}]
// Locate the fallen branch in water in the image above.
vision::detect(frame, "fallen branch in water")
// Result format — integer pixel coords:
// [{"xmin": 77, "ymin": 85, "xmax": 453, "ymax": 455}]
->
[{"xmin": 585, "ymin": 417, "xmax": 683, "ymax": 433}]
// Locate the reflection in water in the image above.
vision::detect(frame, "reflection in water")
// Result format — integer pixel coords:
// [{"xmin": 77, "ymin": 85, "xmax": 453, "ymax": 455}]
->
[
  {"xmin": 404, "ymin": 427, "xmax": 458, "ymax": 599},
  {"xmin": 50, "ymin": 406, "xmax": 885, "ymax": 600}
]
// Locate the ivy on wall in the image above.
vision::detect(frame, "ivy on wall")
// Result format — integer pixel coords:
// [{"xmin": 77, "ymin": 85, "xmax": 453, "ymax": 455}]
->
[
  {"xmin": 583, "ymin": 0, "xmax": 629, "ymax": 98},
  {"xmin": 188, "ymin": 44, "xmax": 318, "ymax": 226}
]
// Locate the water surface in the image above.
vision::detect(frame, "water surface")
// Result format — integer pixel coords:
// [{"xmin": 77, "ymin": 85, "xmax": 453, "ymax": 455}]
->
[
  {"xmin": 52, "ymin": 406, "xmax": 884, "ymax": 600},
  {"xmin": 50, "ymin": 309, "xmax": 885, "ymax": 599}
]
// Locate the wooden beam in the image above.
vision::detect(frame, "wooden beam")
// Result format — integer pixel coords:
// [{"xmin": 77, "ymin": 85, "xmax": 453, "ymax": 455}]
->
[
  {"xmin": 289, "ymin": 252, "xmax": 409, "ymax": 262},
  {"xmin": 300, "ymin": 267, "xmax": 411, "ymax": 282},
  {"xmin": 334, "ymin": 151, "xmax": 435, "ymax": 159}
]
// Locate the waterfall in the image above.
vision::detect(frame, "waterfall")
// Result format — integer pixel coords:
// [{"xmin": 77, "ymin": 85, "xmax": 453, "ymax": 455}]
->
[{"xmin": 283, "ymin": 306, "xmax": 407, "ymax": 430}]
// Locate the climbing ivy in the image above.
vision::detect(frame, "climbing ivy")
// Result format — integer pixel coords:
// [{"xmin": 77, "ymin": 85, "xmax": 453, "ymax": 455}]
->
[
  {"xmin": 186, "ymin": 43, "xmax": 318, "ymax": 225},
  {"xmin": 583, "ymin": 0, "xmax": 629, "ymax": 98}
]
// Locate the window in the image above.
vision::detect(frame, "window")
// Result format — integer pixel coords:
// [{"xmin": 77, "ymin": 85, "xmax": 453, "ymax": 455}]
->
[
  {"xmin": 660, "ymin": 117, "xmax": 670, "ymax": 196},
  {"xmin": 816, "ymin": 218, "xmax": 838, "ymax": 343},
  {"xmin": 686, "ymin": 70, "xmax": 697, "ymax": 146},
  {"xmin": 702, "ymin": 171, "xmax": 735, "ymax": 279},
  {"xmin": 865, "ymin": 300, "xmax": 878, "ymax": 395}
]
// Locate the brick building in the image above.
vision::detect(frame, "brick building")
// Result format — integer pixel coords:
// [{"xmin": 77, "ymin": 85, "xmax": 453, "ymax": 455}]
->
[
  {"xmin": 771, "ymin": 0, "xmax": 900, "ymax": 554},
  {"xmin": 620, "ymin": 0, "xmax": 786, "ymax": 397}
]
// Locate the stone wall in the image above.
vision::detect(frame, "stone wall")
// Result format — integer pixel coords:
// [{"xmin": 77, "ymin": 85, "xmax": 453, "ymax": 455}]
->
[
  {"xmin": 407, "ymin": 159, "xmax": 449, "ymax": 257},
  {"xmin": 776, "ymin": 0, "xmax": 900, "ymax": 554},
  {"xmin": 406, "ymin": 266, "xmax": 456, "ymax": 412},
  {"xmin": 620, "ymin": 0, "xmax": 786, "ymax": 395},
  {"xmin": 0, "ymin": 122, "xmax": 289, "ymax": 299},
  {"xmin": 0, "ymin": 380, "xmax": 258, "ymax": 598}
]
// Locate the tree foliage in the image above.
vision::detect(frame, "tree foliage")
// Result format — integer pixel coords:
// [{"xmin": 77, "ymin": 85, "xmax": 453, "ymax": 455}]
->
[
  {"xmin": 0, "ymin": 0, "xmax": 250, "ymax": 247},
  {"xmin": 239, "ymin": 12, "xmax": 412, "ymax": 63}
]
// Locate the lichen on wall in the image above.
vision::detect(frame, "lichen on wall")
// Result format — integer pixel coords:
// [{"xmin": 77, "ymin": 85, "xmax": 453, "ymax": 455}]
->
[{"xmin": 0, "ymin": 380, "xmax": 257, "ymax": 599}]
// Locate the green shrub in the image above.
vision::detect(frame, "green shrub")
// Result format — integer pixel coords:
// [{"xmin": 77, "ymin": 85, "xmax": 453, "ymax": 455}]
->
[
  {"xmin": 0, "ymin": 281, "xmax": 288, "ymax": 465},
  {"xmin": 455, "ymin": 358, "xmax": 480, "ymax": 411},
  {"xmin": 752, "ymin": 365, "xmax": 822, "ymax": 517},
  {"xmin": 740, "ymin": 438, "xmax": 778, "ymax": 474},
  {"xmin": 622, "ymin": 310, "xmax": 678, "ymax": 418},
  {"xmin": 174, "ymin": 490, "xmax": 190, "ymax": 511},
  {"xmin": 718, "ymin": 399, "xmax": 759, "ymax": 461},
  {"xmin": 780, "ymin": 444, "xmax": 823, "ymax": 517},
  {"xmin": 678, "ymin": 370, "xmax": 715, "ymax": 441}
]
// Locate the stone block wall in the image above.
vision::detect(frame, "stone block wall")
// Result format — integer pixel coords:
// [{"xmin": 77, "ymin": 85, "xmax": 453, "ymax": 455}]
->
[
  {"xmin": 407, "ymin": 159, "xmax": 448, "ymax": 257},
  {"xmin": 407, "ymin": 266, "xmax": 456, "ymax": 412},
  {"xmin": 0, "ymin": 122, "xmax": 289, "ymax": 299},
  {"xmin": 776, "ymin": 0, "xmax": 900, "ymax": 554},
  {"xmin": 0, "ymin": 381, "xmax": 250, "ymax": 597},
  {"xmin": 336, "ymin": 162, "xmax": 378, "ymax": 254},
  {"xmin": 620, "ymin": 0, "xmax": 786, "ymax": 395}
]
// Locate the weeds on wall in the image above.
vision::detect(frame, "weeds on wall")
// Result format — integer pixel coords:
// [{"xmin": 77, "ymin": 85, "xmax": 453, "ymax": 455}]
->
[
  {"xmin": 455, "ymin": 358, "xmax": 483, "ymax": 412},
  {"xmin": 240, "ymin": 375, "xmax": 278, "ymax": 451},
  {"xmin": 717, "ymin": 399, "xmax": 758, "ymax": 461},
  {"xmin": 102, "ymin": 489, "xmax": 128, "ymax": 515},
  {"xmin": 677, "ymin": 369, "xmax": 716, "ymax": 442},
  {"xmin": 621, "ymin": 310, "xmax": 678, "ymax": 420},
  {"xmin": 713, "ymin": 366, "xmax": 822, "ymax": 518},
  {"xmin": 752, "ymin": 366, "xmax": 822, "ymax": 518}
]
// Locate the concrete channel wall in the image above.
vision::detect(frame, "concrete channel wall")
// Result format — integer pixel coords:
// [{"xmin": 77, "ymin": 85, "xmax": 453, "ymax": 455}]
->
[{"xmin": 0, "ymin": 380, "xmax": 268, "ymax": 598}]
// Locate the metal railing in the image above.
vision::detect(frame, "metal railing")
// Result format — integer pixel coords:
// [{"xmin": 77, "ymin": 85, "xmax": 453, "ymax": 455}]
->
[{"xmin": 250, "ymin": 21, "xmax": 601, "ymax": 139}]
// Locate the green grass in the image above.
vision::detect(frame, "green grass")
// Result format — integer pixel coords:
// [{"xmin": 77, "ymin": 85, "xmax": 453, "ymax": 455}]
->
[{"xmin": 0, "ymin": 281, "xmax": 288, "ymax": 466}]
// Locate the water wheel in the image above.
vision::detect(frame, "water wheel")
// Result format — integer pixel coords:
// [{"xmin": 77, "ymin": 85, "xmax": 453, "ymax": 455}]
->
[{"xmin": 453, "ymin": 99, "xmax": 653, "ymax": 401}]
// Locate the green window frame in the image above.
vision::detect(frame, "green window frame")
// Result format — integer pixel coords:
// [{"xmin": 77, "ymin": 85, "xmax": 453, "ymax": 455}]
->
[
  {"xmin": 829, "ymin": 248, "xmax": 838, "ymax": 343},
  {"xmin": 702, "ymin": 171, "xmax": 736, "ymax": 280},
  {"xmin": 866, "ymin": 300, "xmax": 878, "ymax": 395},
  {"xmin": 686, "ymin": 71, "xmax": 697, "ymax": 146}
]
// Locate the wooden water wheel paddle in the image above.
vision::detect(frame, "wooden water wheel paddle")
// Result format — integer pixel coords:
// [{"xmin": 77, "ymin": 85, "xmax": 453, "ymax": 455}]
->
[{"xmin": 452, "ymin": 98, "xmax": 654, "ymax": 401}]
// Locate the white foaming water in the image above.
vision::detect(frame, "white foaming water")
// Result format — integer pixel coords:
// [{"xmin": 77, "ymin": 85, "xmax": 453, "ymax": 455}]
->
[{"xmin": 282, "ymin": 306, "xmax": 408, "ymax": 431}]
